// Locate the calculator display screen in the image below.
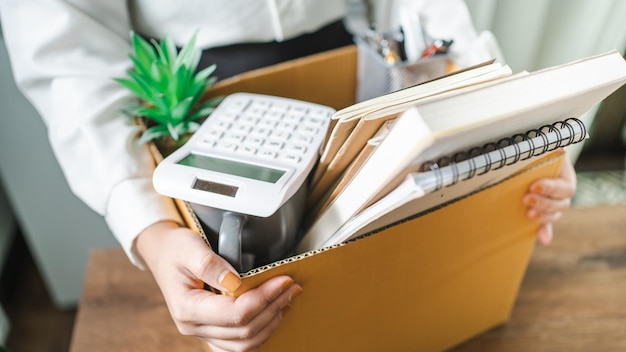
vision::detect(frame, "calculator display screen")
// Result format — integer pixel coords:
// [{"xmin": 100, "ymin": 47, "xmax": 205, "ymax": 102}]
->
[{"xmin": 178, "ymin": 153, "xmax": 286, "ymax": 183}]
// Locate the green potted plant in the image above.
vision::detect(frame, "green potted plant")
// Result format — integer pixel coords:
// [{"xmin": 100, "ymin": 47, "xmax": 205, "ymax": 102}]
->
[{"xmin": 115, "ymin": 31, "xmax": 222, "ymax": 156}]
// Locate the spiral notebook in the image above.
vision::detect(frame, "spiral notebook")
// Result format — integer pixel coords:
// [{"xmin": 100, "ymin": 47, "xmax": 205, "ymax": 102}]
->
[
  {"xmin": 314, "ymin": 117, "xmax": 587, "ymax": 248},
  {"xmin": 298, "ymin": 50, "xmax": 626, "ymax": 254}
]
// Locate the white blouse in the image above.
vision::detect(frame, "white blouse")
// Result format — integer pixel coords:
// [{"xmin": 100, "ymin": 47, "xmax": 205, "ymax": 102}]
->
[{"xmin": 0, "ymin": 0, "xmax": 485, "ymax": 267}]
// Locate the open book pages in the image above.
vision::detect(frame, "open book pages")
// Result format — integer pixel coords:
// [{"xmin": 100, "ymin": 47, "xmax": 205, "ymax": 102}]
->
[{"xmin": 308, "ymin": 60, "xmax": 513, "ymax": 198}]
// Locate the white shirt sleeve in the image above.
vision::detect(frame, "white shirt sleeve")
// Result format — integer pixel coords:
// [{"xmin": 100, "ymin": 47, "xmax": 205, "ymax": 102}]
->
[
  {"xmin": 0, "ymin": 0, "xmax": 349, "ymax": 268},
  {"xmin": 0, "ymin": 0, "xmax": 184, "ymax": 268}
]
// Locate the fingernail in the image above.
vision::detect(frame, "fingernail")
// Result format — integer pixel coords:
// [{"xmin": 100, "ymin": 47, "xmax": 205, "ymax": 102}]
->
[
  {"xmin": 524, "ymin": 196, "xmax": 537, "ymax": 206},
  {"xmin": 288, "ymin": 286, "xmax": 303, "ymax": 303},
  {"xmin": 280, "ymin": 278, "xmax": 295, "ymax": 292},
  {"xmin": 531, "ymin": 184, "xmax": 543, "ymax": 193},
  {"xmin": 219, "ymin": 271, "xmax": 242, "ymax": 292}
]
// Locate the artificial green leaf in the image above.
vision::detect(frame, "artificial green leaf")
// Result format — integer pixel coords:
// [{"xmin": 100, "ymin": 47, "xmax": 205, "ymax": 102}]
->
[
  {"xmin": 131, "ymin": 32, "xmax": 157, "ymax": 70},
  {"xmin": 139, "ymin": 125, "xmax": 171, "ymax": 144},
  {"xmin": 126, "ymin": 69, "xmax": 158, "ymax": 98},
  {"xmin": 114, "ymin": 77, "xmax": 152, "ymax": 102},
  {"xmin": 188, "ymin": 104, "xmax": 216, "ymax": 121},
  {"xmin": 150, "ymin": 39, "xmax": 168, "ymax": 66},
  {"xmin": 174, "ymin": 65, "xmax": 191, "ymax": 101},
  {"xmin": 149, "ymin": 61, "xmax": 164, "ymax": 89},
  {"xmin": 188, "ymin": 48, "xmax": 201, "ymax": 73},
  {"xmin": 171, "ymin": 96, "xmax": 194, "ymax": 123},
  {"xmin": 116, "ymin": 30, "xmax": 221, "ymax": 149},
  {"xmin": 151, "ymin": 61, "xmax": 169, "ymax": 92},
  {"xmin": 187, "ymin": 96, "xmax": 223, "ymax": 121},
  {"xmin": 205, "ymin": 96, "xmax": 225, "ymax": 106},
  {"xmin": 195, "ymin": 64, "xmax": 217, "ymax": 83},
  {"xmin": 129, "ymin": 55, "xmax": 152, "ymax": 79},
  {"xmin": 132, "ymin": 106, "xmax": 169, "ymax": 125},
  {"xmin": 185, "ymin": 82, "xmax": 205, "ymax": 106},
  {"xmin": 175, "ymin": 31, "xmax": 198, "ymax": 70},
  {"xmin": 167, "ymin": 123, "xmax": 180, "ymax": 141},
  {"xmin": 182, "ymin": 121, "xmax": 201, "ymax": 134},
  {"xmin": 162, "ymin": 35, "xmax": 178, "ymax": 70},
  {"xmin": 150, "ymin": 93, "xmax": 170, "ymax": 115}
]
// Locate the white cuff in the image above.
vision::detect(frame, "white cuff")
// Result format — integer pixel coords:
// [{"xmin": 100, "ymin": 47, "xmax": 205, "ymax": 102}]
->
[{"xmin": 105, "ymin": 177, "xmax": 183, "ymax": 269}]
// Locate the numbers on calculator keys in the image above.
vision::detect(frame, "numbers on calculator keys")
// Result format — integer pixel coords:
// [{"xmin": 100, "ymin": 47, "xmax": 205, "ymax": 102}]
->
[{"xmin": 195, "ymin": 94, "xmax": 332, "ymax": 164}]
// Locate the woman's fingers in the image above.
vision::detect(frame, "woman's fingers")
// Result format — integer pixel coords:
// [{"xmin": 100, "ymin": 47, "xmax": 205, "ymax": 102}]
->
[{"xmin": 524, "ymin": 156, "xmax": 577, "ymax": 245}]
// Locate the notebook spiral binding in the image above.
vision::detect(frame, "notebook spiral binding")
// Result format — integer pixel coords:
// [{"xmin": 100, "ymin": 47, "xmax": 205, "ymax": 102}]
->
[{"xmin": 420, "ymin": 117, "xmax": 586, "ymax": 191}]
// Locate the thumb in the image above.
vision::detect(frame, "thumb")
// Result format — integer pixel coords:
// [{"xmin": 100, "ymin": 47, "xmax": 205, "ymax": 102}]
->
[{"xmin": 182, "ymin": 230, "xmax": 242, "ymax": 293}]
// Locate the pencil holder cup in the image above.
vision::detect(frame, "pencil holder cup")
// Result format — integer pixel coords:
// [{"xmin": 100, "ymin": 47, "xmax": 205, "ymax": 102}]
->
[{"xmin": 356, "ymin": 37, "xmax": 449, "ymax": 102}]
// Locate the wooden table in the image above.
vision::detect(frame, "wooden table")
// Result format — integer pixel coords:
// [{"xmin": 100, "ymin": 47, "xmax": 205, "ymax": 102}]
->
[{"xmin": 70, "ymin": 205, "xmax": 626, "ymax": 351}]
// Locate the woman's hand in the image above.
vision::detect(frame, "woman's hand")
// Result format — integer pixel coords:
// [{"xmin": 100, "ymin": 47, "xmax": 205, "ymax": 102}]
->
[
  {"xmin": 524, "ymin": 155, "xmax": 577, "ymax": 245},
  {"xmin": 136, "ymin": 221, "xmax": 302, "ymax": 352}
]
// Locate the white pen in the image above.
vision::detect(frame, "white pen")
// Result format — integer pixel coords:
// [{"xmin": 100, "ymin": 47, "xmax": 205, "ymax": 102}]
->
[{"xmin": 399, "ymin": 5, "xmax": 426, "ymax": 63}]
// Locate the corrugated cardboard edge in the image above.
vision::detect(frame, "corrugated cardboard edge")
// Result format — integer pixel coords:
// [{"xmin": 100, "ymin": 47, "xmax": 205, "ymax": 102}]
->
[
  {"xmin": 239, "ymin": 149, "xmax": 565, "ymax": 279},
  {"xmin": 234, "ymin": 150, "xmax": 565, "ymax": 352}
]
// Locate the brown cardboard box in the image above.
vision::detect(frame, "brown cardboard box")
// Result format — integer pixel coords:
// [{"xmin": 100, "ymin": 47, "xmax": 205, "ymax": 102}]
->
[{"xmin": 170, "ymin": 45, "xmax": 564, "ymax": 351}]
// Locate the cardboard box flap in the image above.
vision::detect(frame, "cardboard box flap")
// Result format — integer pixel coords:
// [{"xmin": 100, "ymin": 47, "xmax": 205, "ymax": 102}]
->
[
  {"xmin": 204, "ymin": 45, "xmax": 357, "ymax": 110},
  {"xmin": 220, "ymin": 152, "xmax": 564, "ymax": 352}
]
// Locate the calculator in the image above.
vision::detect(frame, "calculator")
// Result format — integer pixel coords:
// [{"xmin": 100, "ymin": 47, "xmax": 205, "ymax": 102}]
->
[{"xmin": 153, "ymin": 92, "xmax": 335, "ymax": 217}]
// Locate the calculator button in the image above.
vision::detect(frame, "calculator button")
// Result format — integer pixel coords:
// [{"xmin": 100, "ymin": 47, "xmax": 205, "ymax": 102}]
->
[
  {"xmin": 239, "ymin": 146, "xmax": 257, "ymax": 155},
  {"xmin": 280, "ymin": 154, "xmax": 301, "ymax": 163},
  {"xmin": 203, "ymin": 130, "xmax": 223, "ymax": 139},
  {"xmin": 304, "ymin": 116, "xmax": 326, "ymax": 127},
  {"xmin": 213, "ymin": 120, "xmax": 232, "ymax": 131},
  {"xmin": 269, "ymin": 131, "xmax": 291, "ymax": 140},
  {"xmin": 223, "ymin": 133, "xmax": 245, "ymax": 143},
  {"xmin": 283, "ymin": 114, "xmax": 303, "ymax": 124},
  {"xmin": 276, "ymin": 122, "xmax": 297, "ymax": 132},
  {"xmin": 250, "ymin": 100, "xmax": 270, "ymax": 110},
  {"xmin": 243, "ymin": 136, "xmax": 264, "ymax": 147},
  {"xmin": 258, "ymin": 150, "xmax": 277, "ymax": 159},
  {"xmin": 308, "ymin": 109, "xmax": 331, "ymax": 119},
  {"xmin": 298, "ymin": 126, "xmax": 318, "ymax": 135},
  {"xmin": 228, "ymin": 98, "xmax": 249, "ymax": 110},
  {"xmin": 245, "ymin": 107, "xmax": 266, "ymax": 118},
  {"xmin": 290, "ymin": 106, "xmax": 307, "ymax": 115},
  {"xmin": 285, "ymin": 144, "xmax": 307, "ymax": 155},
  {"xmin": 219, "ymin": 111, "xmax": 239, "ymax": 121},
  {"xmin": 197, "ymin": 139, "xmax": 216, "ymax": 149},
  {"xmin": 265, "ymin": 140, "xmax": 284, "ymax": 150},
  {"xmin": 266, "ymin": 110, "xmax": 283, "ymax": 121},
  {"xmin": 258, "ymin": 119, "xmax": 277, "ymax": 128},
  {"xmin": 270, "ymin": 103, "xmax": 289, "ymax": 112},
  {"xmin": 232, "ymin": 124, "xmax": 253, "ymax": 134},
  {"xmin": 215, "ymin": 141, "xmax": 237, "ymax": 152},
  {"xmin": 250, "ymin": 127, "xmax": 271, "ymax": 137},
  {"xmin": 239, "ymin": 115, "xmax": 258, "ymax": 125},
  {"xmin": 292, "ymin": 134, "xmax": 313, "ymax": 144}
]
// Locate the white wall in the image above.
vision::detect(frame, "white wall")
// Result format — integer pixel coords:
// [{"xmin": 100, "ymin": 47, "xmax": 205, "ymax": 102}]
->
[
  {"xmin": 465, "ymin": 0, "xmax": 626, "ymax": 72},
  {"xmin": 0, "ymin": 28, "xmax": 119, "ymax": 308},
  {"xmin": 465, "ymin": 0, "xmax": 626, "ymax": 162},
  {"xmin": 0, "ymin": 181, "xmax": 14, "ymax": 343}
]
